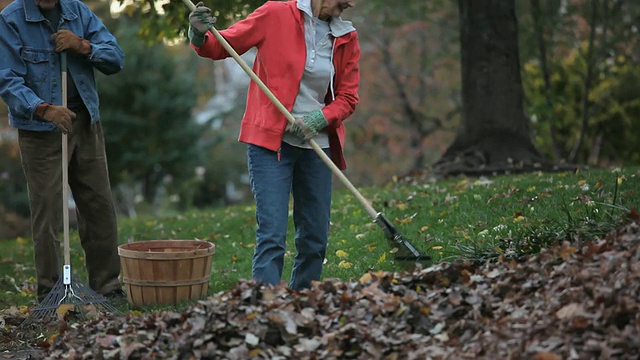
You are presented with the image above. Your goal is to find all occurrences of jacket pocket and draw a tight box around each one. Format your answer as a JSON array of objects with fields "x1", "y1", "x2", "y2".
[{"x1": 21, "y1": 48, "x2": 50, "y2": 91}]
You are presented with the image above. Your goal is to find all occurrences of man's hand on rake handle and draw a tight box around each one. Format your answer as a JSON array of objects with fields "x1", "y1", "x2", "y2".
[
  {"x1": 51, "y1": 30, "x2": 91, "y2": 56},
  {"x1": 35, "y1": 103, "x2": 76, "y2": 134}
]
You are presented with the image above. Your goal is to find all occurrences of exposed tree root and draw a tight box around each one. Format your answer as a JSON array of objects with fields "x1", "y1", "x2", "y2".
[{"x1": 431, "y1": 148, "x2": 584, "y2": 178}]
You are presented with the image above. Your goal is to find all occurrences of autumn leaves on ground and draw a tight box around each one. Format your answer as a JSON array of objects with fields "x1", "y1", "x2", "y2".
[
  {"x1": 5, "y1": 214, "x2": 640, "y2": 359},
  {"x1": 1, "y1": 168, "x2": 640, "y2": 359}
]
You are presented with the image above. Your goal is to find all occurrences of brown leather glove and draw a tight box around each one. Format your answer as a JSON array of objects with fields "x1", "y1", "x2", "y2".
[
  {"x1": 50, "y1": 30, "x2": 91, "y2": 56},
  {"x1": 35, "y1": 103, "x2": 76, "y2": 134}
]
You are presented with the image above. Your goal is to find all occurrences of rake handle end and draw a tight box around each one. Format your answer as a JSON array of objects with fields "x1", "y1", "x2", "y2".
[{"x1": 182, "y1": 0, "x2": 197, "y2": 12}]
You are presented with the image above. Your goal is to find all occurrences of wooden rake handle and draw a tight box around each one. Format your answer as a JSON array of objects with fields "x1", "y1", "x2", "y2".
[
  {"x1": 61, "y1": 51, "x2": 71, "y2": 267},
  {"x1": 181, "y1": 0, "x2": 378, "y2": 219}
]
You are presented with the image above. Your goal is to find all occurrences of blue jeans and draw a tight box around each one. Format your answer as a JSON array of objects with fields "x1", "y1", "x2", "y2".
[{"x1": 247, "y1": 142, "x2": 332, "y2": 290}]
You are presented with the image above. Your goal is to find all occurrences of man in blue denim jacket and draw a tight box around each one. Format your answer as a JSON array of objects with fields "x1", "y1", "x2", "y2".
[{"x1": 0, "y1": 0, "x2": 125, "y2": 302}]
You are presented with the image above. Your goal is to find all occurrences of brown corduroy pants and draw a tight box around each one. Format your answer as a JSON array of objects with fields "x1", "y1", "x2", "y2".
[{"x1": 18, "y1": 107, "x2": 121, "y2": 300}]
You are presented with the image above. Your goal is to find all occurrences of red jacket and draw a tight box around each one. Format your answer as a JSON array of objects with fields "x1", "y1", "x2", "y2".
[{"x1": 192, "y1": 0, "x2": 360, "y2": 169}]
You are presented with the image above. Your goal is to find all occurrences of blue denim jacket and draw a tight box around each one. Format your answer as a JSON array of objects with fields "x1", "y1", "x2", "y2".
[{"x1": 0, "y1": 0, "x2": 124, "y2": 131}]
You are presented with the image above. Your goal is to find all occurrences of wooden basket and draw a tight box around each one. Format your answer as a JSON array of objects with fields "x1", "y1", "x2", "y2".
[{"x1": 118, "y1": 240, "x2": 215, "y2": 307}]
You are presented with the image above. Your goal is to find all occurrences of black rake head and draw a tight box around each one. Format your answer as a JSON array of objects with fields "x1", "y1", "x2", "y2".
[{"x1": 374, "y1": 212, "x2": 431, "y2": 263}]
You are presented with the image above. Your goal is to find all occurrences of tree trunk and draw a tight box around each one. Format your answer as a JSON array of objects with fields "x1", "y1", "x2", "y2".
[{"x1": 433, "y1": 0, "x2": 562, "y2": 176}]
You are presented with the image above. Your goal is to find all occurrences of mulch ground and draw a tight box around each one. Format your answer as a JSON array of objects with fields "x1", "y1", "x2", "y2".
[{"x1": 2, "y1": 215, "x2": 639, "y2": 359}]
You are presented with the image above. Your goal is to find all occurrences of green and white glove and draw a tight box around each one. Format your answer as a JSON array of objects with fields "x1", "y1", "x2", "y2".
[
  {"x1": 290, "y1": 109, "x2": 329, "y2": 140},
  {"x1": 188, "y1": 2, "x2": 216, "y2": 47}
]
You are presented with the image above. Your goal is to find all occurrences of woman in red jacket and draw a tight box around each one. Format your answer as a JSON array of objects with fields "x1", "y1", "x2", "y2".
[{"x1": 189, "y1": 0, "x2": 359, "y2": 290}]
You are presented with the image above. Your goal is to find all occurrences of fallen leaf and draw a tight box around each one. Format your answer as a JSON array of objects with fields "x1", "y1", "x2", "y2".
[
  {"x1": 556, "y1": 303, "x2": 586, "y2": 320},
  {"x1": 558, "y1": 243, "x2": 578, "y2": 260},
  {"x1": 359, "y1": 273, "x2": 373, "y2": 284},
  {"x1": 245, "y1": 333, "x2": 259, "y2": 346},
  {"x1": 533, "y1": 352, "x2": 562, "y2": 360},
  {"x1": 56, "y1": 304, "x2": 74, "y2": 319}
]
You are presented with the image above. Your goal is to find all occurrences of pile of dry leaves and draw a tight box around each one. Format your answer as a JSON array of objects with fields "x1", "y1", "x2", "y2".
[{"x1": 3, "y1": 217, "x2": 640, "y2": 359}]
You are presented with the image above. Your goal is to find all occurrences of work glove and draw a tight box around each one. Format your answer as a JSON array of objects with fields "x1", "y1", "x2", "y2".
[
  {"x1": 50, "y1": 30, "x2": 90, "y2": 56},
  {"x1": 35, "y1": 103, "x2": 76, "y2": 134},
  {"x1": 288, "y1": 109, "x2": 329, "y2": 140},
  {"x1": 188, "y1": 2, "x2": 216, "y2": 48}
]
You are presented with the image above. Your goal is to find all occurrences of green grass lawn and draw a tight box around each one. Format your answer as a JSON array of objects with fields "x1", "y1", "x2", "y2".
[{"x1": 1, "y1": 166, "x2": 638, "y2": 311}]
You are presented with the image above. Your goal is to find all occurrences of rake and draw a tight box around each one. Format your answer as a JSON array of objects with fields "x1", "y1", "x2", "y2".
[
  {"x1": 21, "y1": 52, "x2": 120, "y2": 327},
  {"x1": 182, "y1": 0, "x2": 431, "y2": 264}
]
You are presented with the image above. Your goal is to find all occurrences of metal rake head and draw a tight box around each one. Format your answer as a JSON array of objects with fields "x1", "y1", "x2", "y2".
[{"x1": 20, "y1": 276, "x2": 121, "y2": 328}]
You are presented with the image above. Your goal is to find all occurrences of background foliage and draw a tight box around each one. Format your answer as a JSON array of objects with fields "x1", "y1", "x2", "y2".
[
  {"x1": 0, "y1": 0, "x2": 639, "y2": 237},
  {"x1": 98, "y1": 19, "x2": 206, "y2": 208},
  {"x1": 518, "y1": 0, "x2": 640, "y2": 165}
]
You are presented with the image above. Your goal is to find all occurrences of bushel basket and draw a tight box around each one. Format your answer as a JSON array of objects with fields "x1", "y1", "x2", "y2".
[{"x1": 118, "y1": 240, "x2": 215, "y2": 307}]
